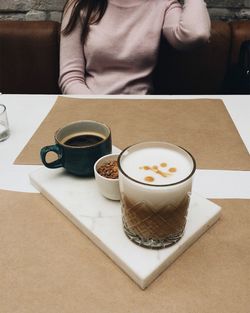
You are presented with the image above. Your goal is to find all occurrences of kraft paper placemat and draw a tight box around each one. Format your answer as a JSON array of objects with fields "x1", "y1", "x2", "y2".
[
  {"x1": 15, "y1": 97, "x2": 250, "y2": 170},
  {"x1": 0, "y1": 189, "x2": 249, "y2": 313}
]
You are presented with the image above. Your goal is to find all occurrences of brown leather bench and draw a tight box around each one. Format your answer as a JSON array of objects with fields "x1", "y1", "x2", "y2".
[
  {"x1": 0, "y1": 21, "x2": 60, "y2": 94},
  {"x1": 0, "y1": 20, "x2": 250, "y2": 94}
]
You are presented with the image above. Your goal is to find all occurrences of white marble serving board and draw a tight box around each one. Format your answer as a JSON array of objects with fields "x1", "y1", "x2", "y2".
[{"x1": 29, "y1": 167, "x2": 221, "y2": 289}]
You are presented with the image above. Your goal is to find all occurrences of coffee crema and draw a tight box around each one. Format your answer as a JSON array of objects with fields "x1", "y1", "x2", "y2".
[{"x1": 63, "y1": 133, "x2": 104, "y2": 147}]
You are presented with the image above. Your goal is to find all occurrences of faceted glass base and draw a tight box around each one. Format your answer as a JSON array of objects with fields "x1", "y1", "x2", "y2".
[
  {"x1": 123, "y1": 220, "x2": 184, "y2": 249},
  {"x1": 0, "y1": 128, "x2": 10, "y2": 142}
]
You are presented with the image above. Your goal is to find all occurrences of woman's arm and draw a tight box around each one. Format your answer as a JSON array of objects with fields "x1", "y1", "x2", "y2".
[
  {"x1": 162, "y1": 0, "x2": 211, "y2": 50},
  {"x1": 59, "y1": 3, "x2": 92, "y2": 94}
]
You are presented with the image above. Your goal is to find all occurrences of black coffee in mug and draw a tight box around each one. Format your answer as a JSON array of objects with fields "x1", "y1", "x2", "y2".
[
  {"x1": 63, "y1": 133, "x2": 104, "y2": 147},
  {"x1": 40, "y1": 120, "x2": 112, "y2": 176}
]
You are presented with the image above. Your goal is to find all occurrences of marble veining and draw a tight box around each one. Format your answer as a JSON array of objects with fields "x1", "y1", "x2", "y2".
[{"x1": 30, "y1": 166, "x2": 221, "y2": 289}]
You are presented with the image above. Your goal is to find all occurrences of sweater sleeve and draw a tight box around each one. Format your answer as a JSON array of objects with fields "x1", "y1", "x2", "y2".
[
  {"x1": 162, "y1": 0, "x2": 211, "y2": 50},
  {"x1": 58, "y1": 4, "x2": 92, "y2": 94}
]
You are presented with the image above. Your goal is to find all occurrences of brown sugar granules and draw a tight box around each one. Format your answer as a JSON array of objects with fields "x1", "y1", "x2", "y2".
[{"x1": 97, "y1": 160, "x2": 119, "y2": 179}]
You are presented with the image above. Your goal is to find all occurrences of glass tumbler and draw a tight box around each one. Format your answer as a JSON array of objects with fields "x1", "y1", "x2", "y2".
[
  {"x1": 118, "y1": 141, "x2": 196, "y2": 249},
  {"x1": 0, "y1": 104, "x2": 10, "y2": 142}
]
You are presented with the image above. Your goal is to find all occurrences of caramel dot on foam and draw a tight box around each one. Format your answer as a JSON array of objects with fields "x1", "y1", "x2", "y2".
[
  {"x1": 144, "y1": 176, "x2": 154, "y2": 183},
  {"x1": 169, "y1": 167, "x2": 177, "y2": 173},
  {"x1": 158, "y1": 170, "x2": 168, "y2": 177},
  {"x1": 143, "y1": 166, "x2": 150, "y2": 170},
  {"x1": 152, "y1": 165, "x2": 158, "y2": 170},
  {"x1": 160, "y1": 162, "x2": 167, "y2": 168}
]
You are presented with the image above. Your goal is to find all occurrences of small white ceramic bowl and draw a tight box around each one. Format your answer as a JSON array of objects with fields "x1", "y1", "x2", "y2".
[{"x1": 94, "y1": 153, "x2": 121, "y2": 201}]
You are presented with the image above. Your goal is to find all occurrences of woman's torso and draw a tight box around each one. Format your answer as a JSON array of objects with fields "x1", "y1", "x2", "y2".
[{"x1": 84, "y1": 0, "x2": 169, "y2": 94}]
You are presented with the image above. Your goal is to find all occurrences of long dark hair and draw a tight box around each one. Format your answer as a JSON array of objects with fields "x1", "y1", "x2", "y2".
[{"x1": 62, "y1": 0, "x2": 108, "y2": 43}]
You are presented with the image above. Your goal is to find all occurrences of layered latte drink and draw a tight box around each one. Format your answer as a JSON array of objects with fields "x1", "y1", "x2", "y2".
[{"x1": 118, "y1": 142, "x2": 196, "y2": 249}]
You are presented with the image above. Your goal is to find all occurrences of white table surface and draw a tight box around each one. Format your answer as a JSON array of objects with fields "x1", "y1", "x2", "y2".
[{"x1": 0, "y1": 94, "x2": 249, "y2": 198}]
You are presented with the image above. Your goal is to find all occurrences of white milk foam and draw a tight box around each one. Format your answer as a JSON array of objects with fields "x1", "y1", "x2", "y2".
[{"x1": 121, "y1": 146, "x2": 193, "y2": 185}]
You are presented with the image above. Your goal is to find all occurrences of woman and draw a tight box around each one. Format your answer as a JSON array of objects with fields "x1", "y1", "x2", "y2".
[{"x1": 59, "y1": 0, "x2": 211, "y2": 95}]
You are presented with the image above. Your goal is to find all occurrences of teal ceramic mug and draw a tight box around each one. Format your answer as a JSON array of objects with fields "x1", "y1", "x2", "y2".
[{"x1": 40, "y1": 120, "x2": 112, "y2": 176}]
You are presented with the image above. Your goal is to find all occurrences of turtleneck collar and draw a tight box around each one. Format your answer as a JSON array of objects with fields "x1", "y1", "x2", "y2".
[{"x1": 109, "y1": 0, "x2": 146, "y2": 8}]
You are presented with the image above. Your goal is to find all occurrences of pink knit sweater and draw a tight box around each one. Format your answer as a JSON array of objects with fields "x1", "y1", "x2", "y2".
[{"x1": 59, "y1": 0, "x2": 211, "y2": 95}]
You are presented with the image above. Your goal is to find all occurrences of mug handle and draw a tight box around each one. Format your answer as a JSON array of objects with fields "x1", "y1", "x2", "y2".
[{"x1": 40, "y1": 145, "x2": 63, "y2": 169}]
